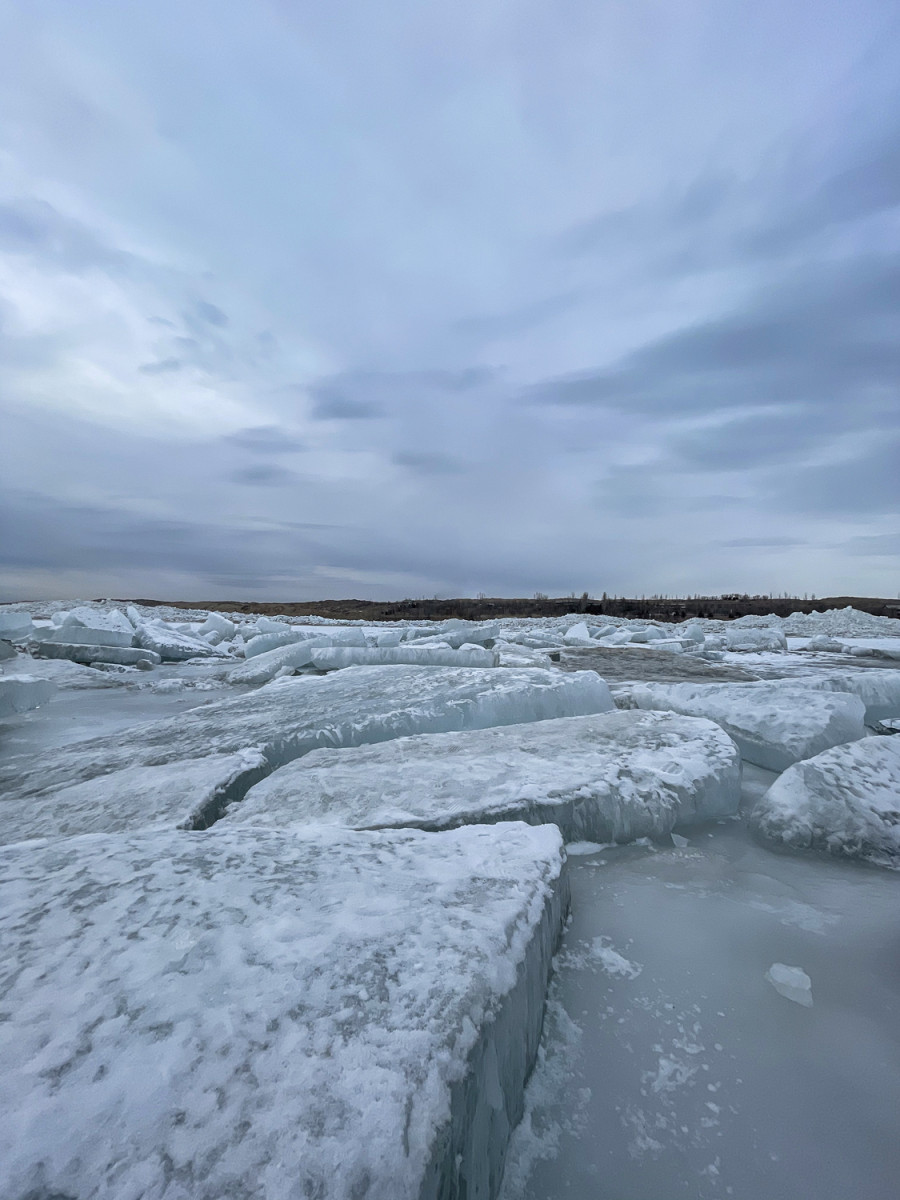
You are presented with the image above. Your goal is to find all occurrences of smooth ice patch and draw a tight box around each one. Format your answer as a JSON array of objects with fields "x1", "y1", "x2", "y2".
[{"x1": 765, "y1": 963, "x2": 813, "y2": 1007}]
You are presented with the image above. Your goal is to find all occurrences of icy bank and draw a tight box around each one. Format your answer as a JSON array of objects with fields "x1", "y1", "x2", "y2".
[
  {"x1": 227, "y1": 710, "x2": 740, "y2": 843},
  {"x1": 751, "y1": 737, "x2": 900, "y2": 869},
  {"x1": 0, "y1": 674, "x2": 55, "y2": 719},
  {"x1": 0, "y1": 666, "x2": 612, "y2": 840},
  {"x1": 0, "y1": 822, "x2": 568, "y2": 1200},
  {"x1": 620, "y1": 681, "x2": 866, "y2": 770}
]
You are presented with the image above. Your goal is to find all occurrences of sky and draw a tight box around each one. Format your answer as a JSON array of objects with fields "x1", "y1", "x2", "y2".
[{"x1": 1, "y1": 0, "x2": 898, "y2": 602}]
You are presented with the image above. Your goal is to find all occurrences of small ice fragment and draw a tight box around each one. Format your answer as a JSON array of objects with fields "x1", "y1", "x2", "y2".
[
  {"x1": 566, "y1": 840, "x2": 613, "y2": 856},
  {"x1": 671, "y1": 832, "x2": 690, "y2": 848},
  {"x1": 765, "y1": 962, "x2": 813, "y2": 1007}
]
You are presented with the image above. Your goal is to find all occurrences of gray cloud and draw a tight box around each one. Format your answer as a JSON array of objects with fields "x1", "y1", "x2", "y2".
[
  {"x1": 138, "y1": 357, "x2": 182, "y2": 374},
  {"x1": 0, "y1": 197, "x2": 131, "y2": 274},
  {"x1": 194, "y1": 300, "x2": 228, "y2": 327},
  {"x1": 392, "y1": 450, "x2": 465, "y2": 474},
  {"x1": 224, "y1": 426, "x2": 305, "y2": 454},
  {"x1": 230, "y1": 464, "x2": 297, "y2": 486}
]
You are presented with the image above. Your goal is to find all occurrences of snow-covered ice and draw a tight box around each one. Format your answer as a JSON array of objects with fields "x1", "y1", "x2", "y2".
[
  {"x1": 0, "y1": 821, "x2": 567, "y2": 1200},
  {"x1": 751, "y1": 737, "x2": 900, "y2": 869},
  {"x1": 620, "y1": 680, "x2": 866, "y2": 769},
  {"x1": 780, "y1": 669, "x2": 900, "y2": 724},
  {"x1": 0, "y1": 666, "x2": 612, "y2": 841},
  {"x1": 0, "y1": 750, "x2": 269, "y2": 844},
  {"x1": 226, "y1": 710, "x2": 740, "y2": 842},
  {"x1": 42, "y1": 605, "x2": 136, "y2": 647},
  {"x1": 765, "y1": 963, "x2": 814, "y2": 1007},
  {"x1": 0, "y1": 674, "x2": 55, "y2": 718},
  {"x1": 134, "y1": 620, "x2": 226, "y2": 661}
]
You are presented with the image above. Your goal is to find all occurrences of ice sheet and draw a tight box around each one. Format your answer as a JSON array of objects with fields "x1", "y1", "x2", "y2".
[
  {"x1": 751, "y1": 737, "x2": 900, "y2": 868},
  {"x1": 0, "y1": 822, "x2": 567, "y2": 1200},
  {"x1": 227, "y1": 710, "x2": 740, "y2": 842},
  {"x1": 35, "y1": 641, "x2": 161, "y2": 667},
  {"x1": 621, "y1": 681, "x2": 866, "y2": 770},
  {"x1": 0, "y1": 666, "x2": 613, "y2": 830}
]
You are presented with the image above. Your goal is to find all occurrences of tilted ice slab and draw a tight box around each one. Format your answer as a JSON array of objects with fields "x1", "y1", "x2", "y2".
[
  {"x1": 0, "y1": 822, "x2": 568, "y2": 1200},
  {"x1": 134, "y1": 620, "x2": 225, "y2": 661},
  {"x1": 0, "y1": 610, "x2": 34, "y2": 641},
  {"x1": 751, "y1": 737, "x2": 900, "y2": 869},
  {"x1": 228, "y1": 637, "x2": 332, "y2": 685},
  {"x1": 227, "y1": 710, "x2": 741, "y2": 842},
  {"x1": 621, "y1": 681, "x2": 866, "y2": 770},
  {"x1": 0, "y1": 667, "x2": 612, "y2": 839},
  {"x1": 782, "y1": 670, "x2": 900, "y2": 724},
  {"x1": 310, "y1": 644, "x2": 499, "y2": 670},
  {"x1": 35, "y1": 641, "x2": 161, "y2": 667},
  {"x1": 0, "y1": 674, "x2": 55, "y2": 719},
  {"x1": 1, "y1": 751, "x2": 268, "y2": 846}
]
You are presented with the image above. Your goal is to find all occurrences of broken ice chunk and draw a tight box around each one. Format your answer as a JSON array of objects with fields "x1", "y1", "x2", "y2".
[{"x1": 765, "y1": 963, "x2": 813, "y2": 1007}]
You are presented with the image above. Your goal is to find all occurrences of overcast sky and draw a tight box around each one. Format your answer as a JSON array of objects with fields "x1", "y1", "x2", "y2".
[{"x1": 1, "y1": 0, "x2": 898, "y2": 602}]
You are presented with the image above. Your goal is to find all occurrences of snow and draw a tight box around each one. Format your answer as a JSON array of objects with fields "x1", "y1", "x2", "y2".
[
  {"x1": 0, "y1": 674, "x2": 55, "y2": 719},
  {"x1": 0, "y1": 821, "x2": 567, "y2": 1200},
  {"x1": 310, "y1": 644, "x2": 499, "y2": 670},
  {"x1": 0, "y1": 667, "x2": 613, "y2": 835},
  {"x1": 765, "y1": 963, "x2": 813, "y2": 1007},
  {"x1": 34, "y1": 641, "x2": 162, "y2": 667},
  {"x1": 620, "y1": 680, "x2": 867, "y2": 770},
  {"x1": 226, "y1": 710, "x2": 739, "y2": 843},
  {"x1": 751, "y1": 737, "x2": 900, "y2": 869}
]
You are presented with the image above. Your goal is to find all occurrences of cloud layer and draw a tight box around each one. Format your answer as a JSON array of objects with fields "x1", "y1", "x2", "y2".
[{"x1": 1, "y1": 0, "x2": 898, "y2": 600}]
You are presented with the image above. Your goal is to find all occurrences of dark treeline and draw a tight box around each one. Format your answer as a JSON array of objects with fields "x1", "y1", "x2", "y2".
[{"x1": 130, "y1": 594, "x2": 899, "y2": 623}]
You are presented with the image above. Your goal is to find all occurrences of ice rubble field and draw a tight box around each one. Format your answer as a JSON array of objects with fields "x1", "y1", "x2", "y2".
[{"x1": 1, "y1": 602, "x2": 900, "y2": 1200}]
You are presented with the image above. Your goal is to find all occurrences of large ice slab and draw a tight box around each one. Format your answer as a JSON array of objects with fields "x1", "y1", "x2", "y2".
[
  {"x1": 0, "y1": 822, "x2": 567, "y2": 1200},
  {"x1": 43, "y1": 606, "x2": 135, "y2": 647},
  {"x1": 134, "y1": 620, "x2": 225, "y2": 661},
  {"x1": 751, "y1": 737, "x2": 900, "y2": 869},
  {"x1": 0, "y1": 674, "x2": 55, "y2": 719},
  {"x1": 226, "y1": 710, "x2": 741, "y2": 842},
  {"x1": 0, "y1": 610, "x2": 35, "y2": 641},
  {"x1": 0, "y1": 667, "x2": 613, "y2": 837},
  {"x1": 621, "y1": 681, "x2": 866, "y2": 770},
  {"x1": 310, "y1": 644, "x2": 499, "y2": 670},
  {"x1": 34, "y1": 641, "x2": 161, "y2": 667},
  {"x1": 783, "y1": 670, "x2": 900, "y2": 724},
  {"x1": 228, "y1": 637, "x2": 331, "y2": 685},
  {"x1": 1, "y1": 751, "x2": 268, "y2": 845}
]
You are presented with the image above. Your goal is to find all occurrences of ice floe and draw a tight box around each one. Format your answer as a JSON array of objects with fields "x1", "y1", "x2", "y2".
[
  {"x1": 225, "y1": 710, "x2": 740, "y2": 842},
  {"x1": 0, "y1": 675, "x2": 55, "y2": 719},
  {"x1": 0, "y1": 821, "x2": 567, "y2": 1200},
  {"x1": 751, "y1": 736, "x2": 900, "y2": 869},
  {"x1": 618, "y1": 681, "x2": 866, "y2": 770}
]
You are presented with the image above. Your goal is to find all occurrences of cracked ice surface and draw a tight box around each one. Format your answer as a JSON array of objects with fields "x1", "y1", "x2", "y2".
[
  {"x1": 226, "y1": 710, "x2": 740, "y2": 842},
  {"x1": 751, "y1": 737, "x2": 900, "y2": 869},
  {"x1": 619, "y1": 680, "x2": 866, "y2": 769},
  {"x1": 0, "y1": 822, "x2": 568, "y2": 1200},
  {"x1": 0, "y1": 666, "x2": 611, "y2": 842}
]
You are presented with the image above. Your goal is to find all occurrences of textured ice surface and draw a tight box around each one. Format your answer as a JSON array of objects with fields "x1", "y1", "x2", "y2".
[
  {"x1": 765, "y1": 963, "x2": 814, "y2": 1006},
  {"x1": 0, "y1": 667, "x2": 612, "y2": 830},
  {"x1": 310, "y1": 644, "x2": 498, "y2": 670},
  {"x1": 724, "y1": 627, "x2": 787, "y2": 652},
  {"x1": 0, "y1": 674, "x2": 55, "y2": 718},
  {"x1": 199, "y1": 612, "x2": 236, "y2": 638},
  {"x1": 622, "y1": 681, "x2": 866, "y2": 769},
  {"x1": 0, "y1": 821, "x2": 567, "y2": 1200},
  {"x1": 35, "y1": 641, "x2": 161, "y2": 666},
  {"x1": 751, "y1": 737, "x2": 900, "y2": 868},
  {"x1": 227, "y1": 710, "x2": 740, "y2": 842},
  {"x1": 243, "y1": 628, "x2": 317, "y2": 657},
  {"x1": 784, "y1": 669, "x2": 900, "y2": 724},
  {"x1": 135, "y1": 620, "x2": 224, "y2": 660},
  {"x1": 1, "y1": 750, "x2": 268, "y2": 845}
]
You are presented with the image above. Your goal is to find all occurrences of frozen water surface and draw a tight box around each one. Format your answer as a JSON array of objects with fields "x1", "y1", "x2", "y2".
[{"x1": 500, "y1": 819, "x2": 900, "y2": 1200}]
